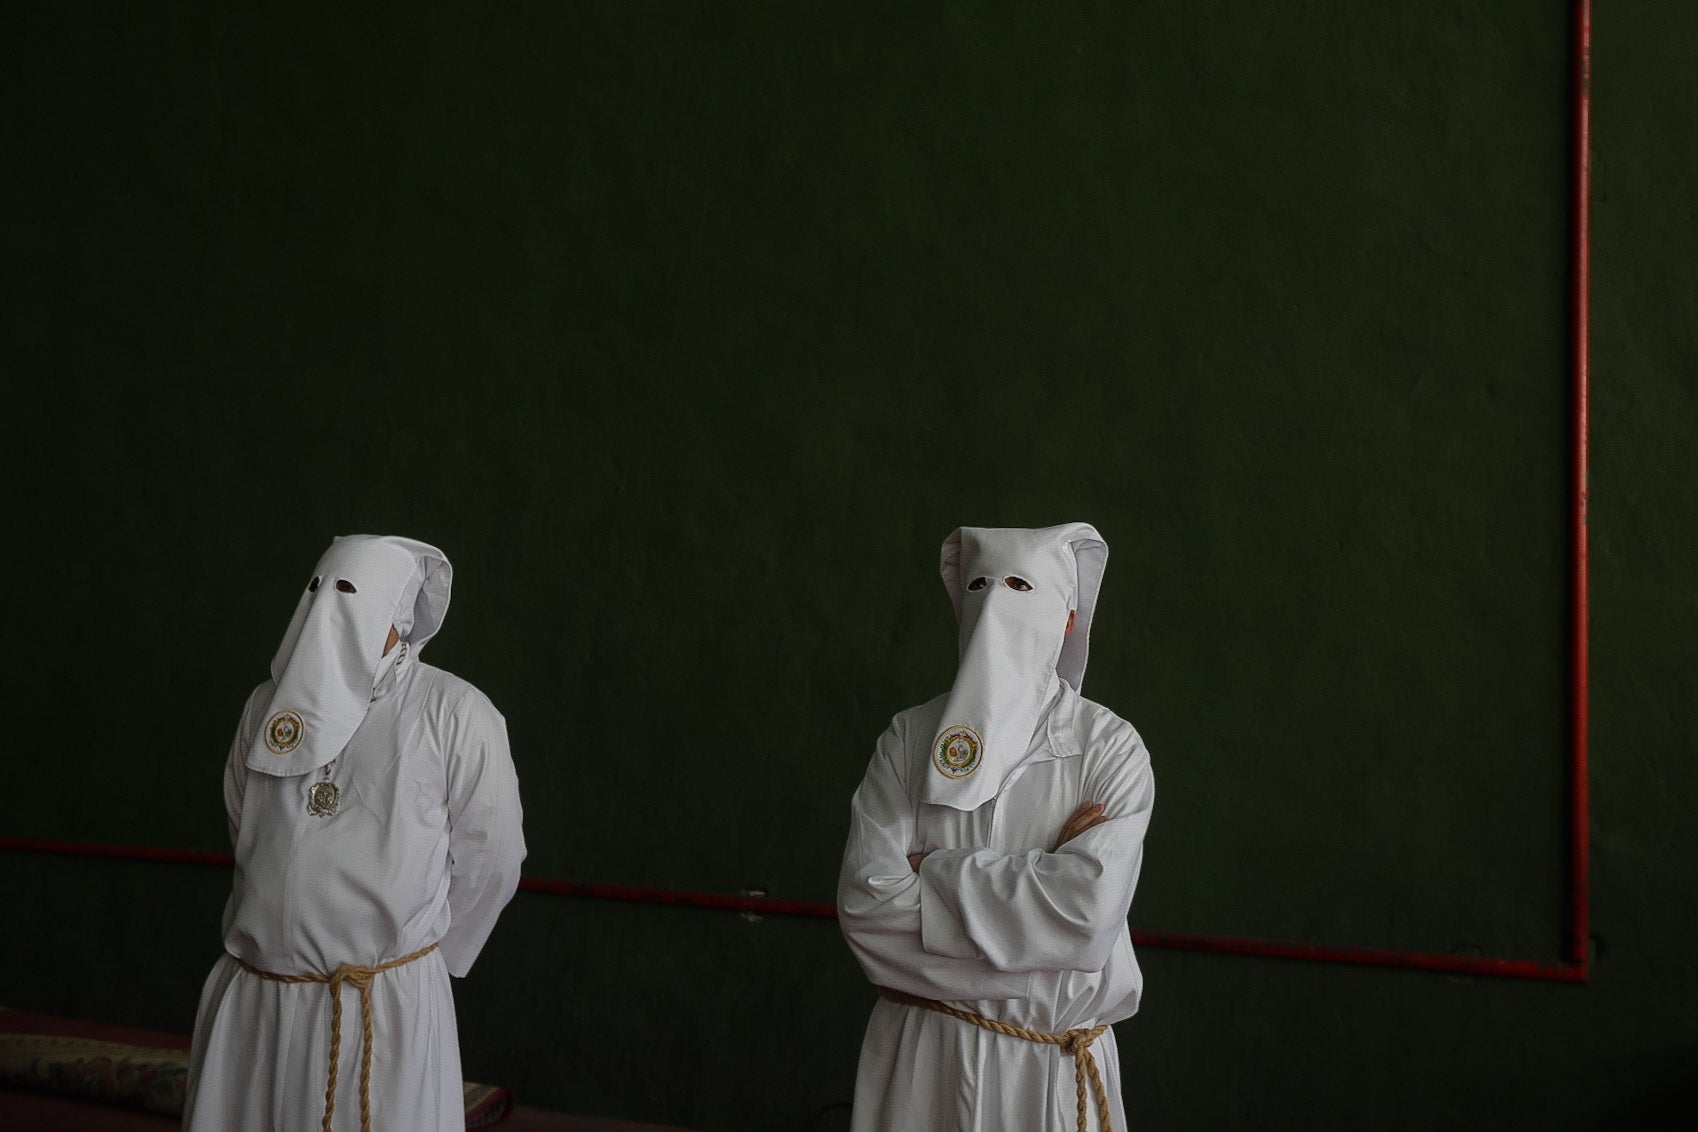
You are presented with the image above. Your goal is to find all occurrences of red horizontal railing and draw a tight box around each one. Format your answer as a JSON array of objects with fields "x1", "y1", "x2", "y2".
[{"x1": 0, "y1": 832, "x2": 1584, "y2": 982}]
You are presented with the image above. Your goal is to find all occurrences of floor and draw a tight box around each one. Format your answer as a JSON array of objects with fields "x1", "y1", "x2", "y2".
[
  {"x1": 0, "y1": 1088, "x2": 694, "y2": 1130},
  {"x1": 0, "y1": 1007, "x2": 693, "y2": 1131}
]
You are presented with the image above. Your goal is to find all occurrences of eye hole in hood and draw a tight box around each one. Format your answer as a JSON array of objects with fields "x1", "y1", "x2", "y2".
[{"x1": 335, "y1": 579, "x2": 358, "y2": 594}]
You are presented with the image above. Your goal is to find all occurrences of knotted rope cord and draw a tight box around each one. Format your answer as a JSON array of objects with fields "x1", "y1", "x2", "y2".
[
  {"x1": 236, "y1": 942, "x2": 439, "y2": 1132},
  {"x1": 880, "y1": 987, "x2": 1113, "y2": 1132}
]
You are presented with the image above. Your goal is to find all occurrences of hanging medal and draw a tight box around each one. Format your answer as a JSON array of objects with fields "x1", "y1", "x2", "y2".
[{"x1": 306, "y1": 759, "x2": 340, "y2": 817}]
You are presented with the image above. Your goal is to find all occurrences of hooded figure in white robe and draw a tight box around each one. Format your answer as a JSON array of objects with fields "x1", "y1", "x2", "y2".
[
  {"x1": 185, "y1": 534, "x2": 526, "y2": 1132},
  {"x1": 838, "y1": 523, "x2": 1155, "y2": 1132}
]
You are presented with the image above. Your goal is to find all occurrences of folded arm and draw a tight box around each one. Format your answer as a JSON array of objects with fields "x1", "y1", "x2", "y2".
[
  {"x1": 917, "y1": 730, "x2": 1153, "y2": 974},
  {"x1": 438, "y1": 691, "x2": 527, "y2": 977},
  {"x1": 837, "y1": 720, "x2": 1033, "y2": 1003}
]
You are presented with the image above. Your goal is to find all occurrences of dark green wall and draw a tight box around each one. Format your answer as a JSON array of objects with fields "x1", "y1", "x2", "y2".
[{"x1": 3, "y1": 2, "x2": 1692, "y2": 1128}]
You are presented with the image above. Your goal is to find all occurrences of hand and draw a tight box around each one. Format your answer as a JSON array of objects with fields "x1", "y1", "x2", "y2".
[
  {"x1": 1052, "y1": 801, "x2": 1108, "y2": 851},
  {"x1": 907, "y1": 850, "x2": 933, "y2": 873}
]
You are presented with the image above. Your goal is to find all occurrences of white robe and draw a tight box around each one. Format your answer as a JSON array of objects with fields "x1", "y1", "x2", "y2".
[
  {"x1": 185, "y1": 654, "x2": 526, "y2": 1132},
  {"x1": 838, "y1": 683, "x2": 1154, "y2": 1131}
]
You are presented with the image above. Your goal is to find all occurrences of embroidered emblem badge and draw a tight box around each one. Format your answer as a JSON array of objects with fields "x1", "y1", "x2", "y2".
[
  {"x1": 933, "y1": 725, "x2": 984, "y2": 779},
  {"x1": 306, "y1": 781, "x2": 340, "y2": 817},
  {"x1": 264, "y1": 710, "x2": 304, "y2": 755}
]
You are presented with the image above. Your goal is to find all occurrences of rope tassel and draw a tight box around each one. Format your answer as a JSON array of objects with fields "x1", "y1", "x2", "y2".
[
  {"x1": 880, "y1": 987, "x2": 1113, "y2": 1132},
  {"x1": 237, "y1": 943, "x2": 439, "y2": 1132}
]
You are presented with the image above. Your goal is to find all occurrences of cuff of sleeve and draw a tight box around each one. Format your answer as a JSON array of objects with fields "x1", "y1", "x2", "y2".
[{"x1": 917, "y1": 849, "x2": 981, "y2": 960}]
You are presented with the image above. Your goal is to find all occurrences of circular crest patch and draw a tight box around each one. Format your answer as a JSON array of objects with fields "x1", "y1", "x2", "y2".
[
  {"x1": 265, "y1": 710, "x2": 305, "y2": 755},
  {"x1": 933, "y1": 725, "x2": 984, "y2": 780}
]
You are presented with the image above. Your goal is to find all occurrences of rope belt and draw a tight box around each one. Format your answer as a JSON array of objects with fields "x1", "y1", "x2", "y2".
[
  {"x1": 236, "y1": 942, "x2": 439, "y2": 1132},
  {"x1": 880, "y1": 987, "x2": 1113, "y2": 1132}
]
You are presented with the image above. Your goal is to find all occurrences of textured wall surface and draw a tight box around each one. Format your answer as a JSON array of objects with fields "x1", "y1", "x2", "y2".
[{"x1": 2, "y1": 2, "x2": 1693, "y2": 1128}]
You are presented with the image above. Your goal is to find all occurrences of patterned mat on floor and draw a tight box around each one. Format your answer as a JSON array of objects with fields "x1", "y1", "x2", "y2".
[{"x1": 0, "y1": 1008, "x2": 512, "y2": 1127}]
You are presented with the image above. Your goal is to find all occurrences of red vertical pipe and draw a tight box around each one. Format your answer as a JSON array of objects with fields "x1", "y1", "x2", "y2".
[{"x1": 1568, "y1": 0, "x2": 1592, "y2": 975}]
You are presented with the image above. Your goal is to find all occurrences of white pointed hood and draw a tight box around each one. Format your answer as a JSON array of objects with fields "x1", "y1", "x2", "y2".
[
  {"x1": 246, "y1": 534, "x2": 452, "y2": 778},
  {"x1": 920, "y1": 523, "x2": 1108, "y2": 812}
]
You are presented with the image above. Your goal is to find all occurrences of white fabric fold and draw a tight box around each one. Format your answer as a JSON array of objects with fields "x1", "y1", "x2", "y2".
[
  {"x1": 247, "y1": 535, "x2": 451, "y2": 778},
  {"x1": 187, "y1": 662, "x2": 527, "y2": 1132},
  {"x1": 922, "y1": 523, "x2": 1108, "y2": 812},
  {"x1": 187, "y1": 533, "x2": 522, "y2": 1132},
  {"x1": 838, "y1": 687, "x2": 1154, "y2": 1131}
]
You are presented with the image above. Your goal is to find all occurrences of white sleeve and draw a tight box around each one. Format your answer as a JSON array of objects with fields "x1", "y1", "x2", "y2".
[
  {"x1": 836, "y1": 717, "x2": 1033, "y2": 1003},
  {"x1": 916, "y1": 728, "x2": 1154, "y2": 974},
  {"x1": 437, "y1": 690, "x2": 527, "y2": 977}
]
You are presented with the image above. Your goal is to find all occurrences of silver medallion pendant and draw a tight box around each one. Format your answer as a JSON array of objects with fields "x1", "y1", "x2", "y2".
[{"x1": 306, "y1": 780, "x2": 341, "y2": 817}]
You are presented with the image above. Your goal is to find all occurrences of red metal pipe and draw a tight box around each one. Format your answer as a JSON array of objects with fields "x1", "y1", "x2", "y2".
[
  {"x1": 0, "y1": 837, "x2": 235, "y2": 869},
  {"x1": 1566, "y1": 0, "x2": 1592, "y2": 977},
  {"x1": 1129, "y1": 930, "x2": 1586, "y2": 983},
  {"x1": 515, "y1": 875, "x2": 839, "y2": 920},
  {"x1": 0, "y1": 835, "x2": 1585, "y2": 982}
]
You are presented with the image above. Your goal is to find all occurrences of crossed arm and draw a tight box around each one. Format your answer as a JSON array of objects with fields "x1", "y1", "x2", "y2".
[
  {"x1": 838, "y1": 718, "x2": 1153, "y2": 999},
  {"x1": 906, "y1": 801, "x2": 1107, "y2": 873},
  {"x1": 439, "y1": 690, "x2": 527, "y2": 977}
]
